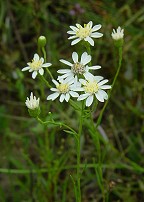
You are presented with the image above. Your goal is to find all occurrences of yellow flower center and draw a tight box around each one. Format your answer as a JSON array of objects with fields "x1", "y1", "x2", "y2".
[
  {"x1": 84, "y1": 81, "x2": 99, "y2": 94},
  {"x1": 57, "y1": 83, "x2": 69, "y2": 94},
  {"x1": 76, "y1": 24, "x2": 91, "y2": 39},
  {"x1": 71, "y1": 62, "x2": 85, "y2": 75},
  {"x1": 29, "y1": 60, "x2": 42, "y2": 70}
]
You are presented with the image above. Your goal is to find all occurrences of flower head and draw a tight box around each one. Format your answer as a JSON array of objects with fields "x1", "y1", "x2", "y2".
[
  {"x1": 38, "y1": 36, "x2": 47, "y2": 47},
  {"x1": 111, "y1": 26, "x2": 124, "y2": 40},
  {"x1": 77, "y1": 75, "x2": 111, "y2": 107},
  {"x1": 57, "y1": 52, "x2": 101, "y2": 83},
  {"x1": 25, "y1": 92, "x2": 40, "y2": 110},
  {"x1": 47, "y1": 79, "x2": 80, "y2": 103},
  {"x1": 67, "y1": 21, "x2": 103, "y2": 46},
  {"x1": 22, "y1": 53, "x2": 52, "y2": 79}
]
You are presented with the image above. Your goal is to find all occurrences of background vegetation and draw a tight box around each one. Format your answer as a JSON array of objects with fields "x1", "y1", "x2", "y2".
[{"x1": 0, "y1": 0, "x2": 144, "y2": 201}]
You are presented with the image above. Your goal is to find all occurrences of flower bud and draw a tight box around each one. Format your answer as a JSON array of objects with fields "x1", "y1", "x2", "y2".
[
  {"x1": 25, "y1": 92, "x2": 40, "y2": 118},
  {"x1": 111, "y1": 26, "x2": 124, "y2": 47},
  {"x1": 38, "y1": 36, "x2": 47, "y2": 48}
]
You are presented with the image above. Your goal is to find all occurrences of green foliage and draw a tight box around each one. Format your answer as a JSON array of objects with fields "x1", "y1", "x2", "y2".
[{"x1": 0, "y1": 0, "x2": 144, "y2": 201}]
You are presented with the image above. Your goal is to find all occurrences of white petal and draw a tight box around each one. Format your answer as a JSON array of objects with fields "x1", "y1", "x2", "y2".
[
  {"x1": 32, "y1": 71, "x2": 37, "y2": 79},
  {"x1": 71, "y1": 38, "x2": 81, "y2": 45},
  {"x1": 65, "y1": 75, "x2": 75, "y2": 83},
  {"x1": 91, "y1": 32, "x2": 103, "y2": 38},
  {"x1": 60, "y1": 59, "x2": 73, "y2": 67},
  {"x1": 98, "y1": 90, "x2": 108, "y2": 100},
  {"x1": 22, "y1": 66, "x2": 30, "y2": 71},
  {"x1": 98, "y1": 79, "x2": 108, "y2": 86},
  {"x1": 95, "y1": 92, "x2": 104, "y2": 102},
  {"x1": 80, "y1": 52, "x2": 91, "y2": 65},
  {"x1": 58, "y1": 73, "x2": 72, "y2": 81},
  {"x1": 47, "y1": 92, "x2": 59, "y2": 100},
  {"x1": 84, "y1": 72, "x2": 95, "y2": 80},
  {"x1": 42, "y1": 63, "x2": 52, "y2": 67},
  {"x1": 88, "y1": 21, "x2": 93, "y2": 28},
  {"x1": 50, "y1": 88, "x2": 58, "y2": 92},
  {"x1": 39, "y1": 68, "x2": 44, "y2": 75},
  {"x1": 67, "y1": 31, "x2": 76, "y2": 34},
  {"x1": 86, "y1": 95, "x2": 93, "y2": 107},
  {"x1": 69, "y1": 91, "x2": 79, "y2": 97},
  {"x1": 57, "y1": 69, "x2": 71, "y2": 74},
  {"x1": 84, "y1": 72, "x2": 95, "y2": 81},
  {"x1": 52, "y1": 79, "x2": 59, "y2": 86},
  {"x1": 68, "y1": 36, "x2": 77, "y2": 40},
  {"x1": 65, "y1": 93, "x2": 70, "y2": 102},
  {"x1": 76, "y1": 23, "x2": 83, "y2": 28},
  {"x1": 72, "y1": 52, "x2": 78, "y2": 63},
  {"x1": 74, "y1": 87, "x2": 84, "y2": 91},
  {"x1": 66, "y1": 78, "x2": 74, "y2": 85},
  {"x1": 85, "y1": 36, "x2": 94, "y2": 46},
  {"x1": 34, "y1": 53, "x2": 39, "y2": 61},
  {"x1": 29, "y1": 69, "x2": 33, "y2": 72},
  {"x1": 79, "y1": 79, "x2": 87, "y2": 85},
  {"x1": 60, "y1": 94, "x2": 65, "y2": 102},
  {"x1": 88, "y1": 65, "x2": 101, "y2": 70},
  {"x1": 91, "y1": 24, "x2": 102, "y2": 32},
  {"x1": 69, "y1": 26, "x2": 78, "y2": 32},
  {"x1": 94, "y1": 76, "x2": 104, "y2": 82},
  {"x1": 40, "y1": 58, "x2": 44, "y2": 63},
  {"x1": 100, "y1": 85, "x2": 111, "y2": 90},
  {"x1": 77, "y1": 93, "x2": 89, "y2": 101}
]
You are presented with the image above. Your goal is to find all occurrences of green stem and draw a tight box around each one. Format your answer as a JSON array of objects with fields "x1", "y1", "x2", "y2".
[
  {"x1": 77, "y1": 102, "x2": 84, "y2": 202},
  {"x1": 39, "y1": 74, "x2": 51, "y2": 88},
  {"x1": 84, "y1": 42, "x2": 92, "y2": 66},
  {"x1": 42, "y1": 47, "x2": 46, "y2": 62},
  {"x1": 36, "y1": 117, "x2": 76, "y2": 135},
  {"x1": 42, "y1": 47, "x2": 53, "y2": 79},
  {"x1": 96, "y1": 47, "x2": 123, "y2": 127},
  {"x1": 90, "y1": 111, "x2": 105, "y2": 201},
  {"x1": 90, "y1": 112, "x2": 101, "y2": 163}
]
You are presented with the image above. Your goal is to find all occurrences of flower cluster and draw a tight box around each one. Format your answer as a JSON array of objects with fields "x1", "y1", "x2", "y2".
[
  {"x1": 47, "y1": 21, "x2": 111, "y2": 106},
  {"x1": 22, "y1": 23, "x2": 124, "y2": 108}
]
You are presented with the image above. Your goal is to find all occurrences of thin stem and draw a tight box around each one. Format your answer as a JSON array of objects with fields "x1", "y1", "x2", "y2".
[
  {"x1": 84, "y1": 42, "x2": 92, "y2": 66},
  {"x1": 90, "y1": 111, "x2": 105, "y2": 201},
  {"x1": 42, "y1": 47, "x2": 53, "y2": 79},
  {"x1": 42, "y1": 47, "x2": 46, "y2": 62},
  {"x1": 77, "y1": 102, "x2": 84, "y2": 202},
  {"x1": 39, "y1": 74, "x2": 51, "y2": 88},
  {"x1": 96, "y1": 47, "x2": 123, "y2": 127},
  {"x1": 90, "y1": 112, "x2": 101, "y2": 163},
  {"x1": 36, "y1": 117, "x2": 76, "y2": 135}
]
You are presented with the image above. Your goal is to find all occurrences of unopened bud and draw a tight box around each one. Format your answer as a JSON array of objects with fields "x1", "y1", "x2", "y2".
[
  {"x1": 111, "y1": 26, "x2": 124, "y2": 47},
  {"x1": 38, "y1": 36, "x2": 47, "y2": 48},
  {"x1": 25, "y1": 92, "x2": 40, "y2": 118}
]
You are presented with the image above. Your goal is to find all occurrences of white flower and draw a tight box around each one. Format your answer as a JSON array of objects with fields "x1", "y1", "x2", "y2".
[
  {"x1": 25, "y1": 92, "x2": 40, "y2": 109},
  {"x1": 57, "y1": 52, "x2": 101, "y2": 82},
  {"x1": 47, "y1": 79, "x2": 80, "y2": 103},
  {"x1": 77, "y1": 75, "x2": 111, "y2": 107},
  {"x1": 111, "y1": 26, "x2": 124, "y2": 40},
  {"x1": 67, "y1": 21, "x2": 103, "y2": 46},
  {"x1": 22, "y1": 53, "x2": 52, "y2": 79}
]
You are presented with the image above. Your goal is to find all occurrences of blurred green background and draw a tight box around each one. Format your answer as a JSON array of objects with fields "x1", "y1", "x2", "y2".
[{"x1": 0, "y1": 0, "x2": 144, "y2": 201}]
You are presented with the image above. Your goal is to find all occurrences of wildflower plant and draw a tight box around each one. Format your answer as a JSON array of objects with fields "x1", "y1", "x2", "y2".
[{"x1": 23, "y1": 23, "x2": 124, "y2": 202}]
